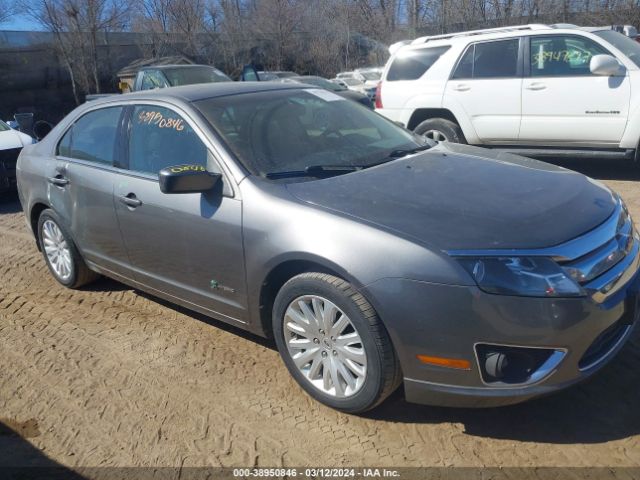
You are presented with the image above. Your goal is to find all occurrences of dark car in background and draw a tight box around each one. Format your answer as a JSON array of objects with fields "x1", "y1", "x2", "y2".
[
  {"x1": 279, "y1": 75, "x2": 373, "y2": 108},
  {"x1": 16, "y1": 83, "x2": 640, "y2": 413},
  {"x1": 133, "y1": 65, "x2": 232, "y2": 91}
]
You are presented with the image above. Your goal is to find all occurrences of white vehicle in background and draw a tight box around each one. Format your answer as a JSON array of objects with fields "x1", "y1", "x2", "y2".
[
  {"x1": 0, "y1": 119, "x2": 34, "y2": 194},
  {"x1": 332, "y1": 77, "x2": 367, "y2": 93},
  {"x1": 376, "y1": 24, "x2": 640, "y2": 161},
  {"x1": 353, "y1": 68, "x2": 382, "y2": 99}
]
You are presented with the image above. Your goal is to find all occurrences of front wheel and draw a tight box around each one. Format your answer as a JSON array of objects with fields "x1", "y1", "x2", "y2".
[
  {"x1": 273, "y1": 273, "x2": 401, "y2": 413},
  {"x1": 414, "y1": 118, "x2": 466, "y2": 144}
]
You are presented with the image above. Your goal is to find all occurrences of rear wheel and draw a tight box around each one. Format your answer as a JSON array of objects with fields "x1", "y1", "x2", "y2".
[
  {"x1": 414, "y1": 118, "x2": 466, "y2": 144},
  {"x1": 37, "y1": 209, "x2": 99, "y2": 289},
  {"x1": 273, "y1": 272, "x2": 401, "y2": 413}
]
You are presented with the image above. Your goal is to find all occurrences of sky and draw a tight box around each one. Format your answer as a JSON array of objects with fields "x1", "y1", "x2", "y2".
[{"x1": 1, "y1": 16, "x2": 43, "y2": 31}]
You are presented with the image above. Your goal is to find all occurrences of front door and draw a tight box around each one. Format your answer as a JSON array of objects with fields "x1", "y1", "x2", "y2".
[
  {"x1": 519, "y1": 34, "x2": 631, "y2": 146},
  {"x1": 445, "y1": 38, "x2": 523, "y2": 142},
  {"x1": 113, "y1": 104, "x2": 248, "y2": 324}
]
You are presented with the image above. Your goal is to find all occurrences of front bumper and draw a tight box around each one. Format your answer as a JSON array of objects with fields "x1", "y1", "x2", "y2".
[{"x1": 362, "y1": 257, "x2": 640, "y2": 408}]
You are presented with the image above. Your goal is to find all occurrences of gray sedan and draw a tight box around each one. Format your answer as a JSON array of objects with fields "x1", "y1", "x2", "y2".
[{"x1": 16, "y1": 83, "x2": 640, "y2": 412}]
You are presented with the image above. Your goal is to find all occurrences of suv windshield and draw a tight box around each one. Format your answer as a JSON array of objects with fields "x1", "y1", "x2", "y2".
[
  {"x1": 196, "y1": 89, "x2": 424, "y2": 179},
  {"x1": 164, "y1": 66, "x2": 231, "y2": 86},
  {"x1": 594, "y1": 30, "x2": 640, "y2": 68}
]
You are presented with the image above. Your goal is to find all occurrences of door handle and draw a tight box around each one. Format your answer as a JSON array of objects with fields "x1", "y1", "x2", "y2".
[
  {"x1": 525, "y1": 82, "x2": 547, "y2": 91},
  {"x1": 47, "y1": 175, "x2": 69, "y2": 187},
  {"x1": 119, "y1": 193, "x2": 142, "y2": 208},
  {"x1": 452, "y1": 84, "x2": 470, "y2": 92}
]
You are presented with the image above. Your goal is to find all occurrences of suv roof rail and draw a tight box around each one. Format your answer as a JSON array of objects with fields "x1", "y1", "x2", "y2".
[{"x1": 410, "y1": 24, "x2": 552, "y2": 45}]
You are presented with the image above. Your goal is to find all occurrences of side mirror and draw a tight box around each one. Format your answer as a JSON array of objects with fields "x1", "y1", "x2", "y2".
[
  {"x1": 159, "y1": 165, "x2": 221, "y2": 194},
  {"x1": 590, "y1": 54, "x2": 622, "y2": 76}
]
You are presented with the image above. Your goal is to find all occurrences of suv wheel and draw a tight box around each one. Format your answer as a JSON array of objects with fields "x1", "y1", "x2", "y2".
[
  {"x1": 37, "y1": 209, "x2": 99, "y2": 288},
  {"x1": 273, "y1": 272, "x2": 401, "y2": 413},
  {"x1": 414, "y1": 118, "x2": 466, "y2": 144}
]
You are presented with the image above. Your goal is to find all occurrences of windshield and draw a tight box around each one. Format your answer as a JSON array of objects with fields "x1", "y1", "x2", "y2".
[
  {"x1": 0, "y1": 120, "x2": 9, "y2": 132},
  {"x1": 594, "y1": 30, "x2": 640, "y2": 68},
  {"x1": 294, "y1": 77, "x2": 345, "y2": 91},
  {"x1": 164, "y1": 66, "x2": 231, "y2": 86},
  {"x1": 343, "y1": 78, "x2": 363, "y2": 86},
  {"x1": 196, "y1": 89, "x2": 423, "y2": 180}
]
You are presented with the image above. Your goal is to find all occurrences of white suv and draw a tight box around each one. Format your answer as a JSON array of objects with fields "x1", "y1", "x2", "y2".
[{"x1": 376, "y1": 24, "x2": 640, "y2": 160}]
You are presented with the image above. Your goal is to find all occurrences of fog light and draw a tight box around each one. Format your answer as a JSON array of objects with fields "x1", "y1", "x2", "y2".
[{"x1": 476, "y1": 344, "x2": 565, "y2": 385}]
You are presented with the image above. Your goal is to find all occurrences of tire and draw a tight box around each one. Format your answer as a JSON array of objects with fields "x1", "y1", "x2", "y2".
[
  {"x1": 414, "y1": 118, "x2": 466, "y2": 144},
  {"x1": 37, "y1": 209, "x2": 99, "y2": 289},
  {"x1": 273, "y1": 272, "x2": 401, "y2": 413}
]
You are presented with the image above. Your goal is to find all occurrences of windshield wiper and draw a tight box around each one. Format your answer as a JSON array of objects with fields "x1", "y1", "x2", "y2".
[
  {"x1": 264, "y1": 165, "x2": 363, "y2": 179},
  {"x1": 386, "y1": 144, "x2": 432, "y2": 158}
]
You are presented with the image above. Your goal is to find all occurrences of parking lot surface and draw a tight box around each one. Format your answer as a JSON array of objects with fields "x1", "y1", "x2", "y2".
[{"x1": 1, "y1": 158, "x2": 639, "y2": 470}]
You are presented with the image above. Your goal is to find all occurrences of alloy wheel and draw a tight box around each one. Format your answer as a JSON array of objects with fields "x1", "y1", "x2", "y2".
[
  {"x1": 284, "y1": 295, "x2": 367, "y2": 398},
  {"x1": 42, "y1": 219, "x2": 73, "y2": 282},
  {"x1": 423, "y1": 129, "x2": 449, "y2": 142}
]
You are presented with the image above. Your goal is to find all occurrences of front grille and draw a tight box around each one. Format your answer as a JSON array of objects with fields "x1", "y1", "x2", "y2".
[{"x1": 560, "y1": 203, "x2": 635, "y2": 288}]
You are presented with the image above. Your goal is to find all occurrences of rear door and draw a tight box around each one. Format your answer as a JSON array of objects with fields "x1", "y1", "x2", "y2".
[
  {"x1": 519, "y1": 34, "x2": 630, "y2": 145},
  {"x1": 113, "y1": 103, "x2": 248, "y2": 324},
  {"x1": 52, "y1": 106, "x2": 131, "y2": 275},
  {"x1": 445, "y1": 38, "x2": 523, "y2": 142}
]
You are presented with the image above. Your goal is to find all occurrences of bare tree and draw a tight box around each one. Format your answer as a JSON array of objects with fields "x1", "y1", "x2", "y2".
[{"x1": 0, "y1": 0, "x2": 15, "y2": 24}]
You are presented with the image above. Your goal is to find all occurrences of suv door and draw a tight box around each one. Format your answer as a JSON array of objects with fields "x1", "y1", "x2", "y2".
[
  {"x1": 445, "y1": 38, "x2": 523, "y2": 142},
  {"x1": 113, "y1": 104, "x2": 248, "y2": 323},
  {"x1": 52, "y1": 106, "x2": 131, "y2": 274},
  {"x1": 520, "y1": 34, "x2": 630, "y2": 145}
]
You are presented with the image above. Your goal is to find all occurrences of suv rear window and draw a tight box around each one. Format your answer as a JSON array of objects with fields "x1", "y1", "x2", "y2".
[
  {"x1": 452, "y1": 39, "x2": 519, "y2": 79},
  {"x1": 386, "y1": 46, "x2": 450, "y2": 81}
]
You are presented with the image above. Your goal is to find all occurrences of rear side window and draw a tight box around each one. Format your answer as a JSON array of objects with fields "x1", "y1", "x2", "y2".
[
  {"x1": 128, "y1": 105, "x2": 207, "y2": 175},
  {"x1": 56, "y1": 107, "x2": 122, "y2": 164},
  {"x1": 530, "y1": 35, "x2": 608, "y2": 77},
  {"x1": 386, "y1": 46, "x2": 450, "y2": 81},
  {"x1": 452, "y1": 39, "x2": 520, "y2": 79}
]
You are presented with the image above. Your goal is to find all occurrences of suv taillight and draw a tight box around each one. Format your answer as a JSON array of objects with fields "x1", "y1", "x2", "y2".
[{"x1": 374, "y1": 82, "x2": 383, "y2": 109}]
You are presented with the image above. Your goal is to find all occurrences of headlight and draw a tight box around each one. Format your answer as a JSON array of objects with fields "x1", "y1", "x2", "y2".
[{"x1": 457, "y1": 257, "x2": 585, "y2": 298}]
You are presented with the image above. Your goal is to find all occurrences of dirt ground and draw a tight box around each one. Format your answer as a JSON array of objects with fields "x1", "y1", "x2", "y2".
[{"x1": 1, "y1": 157, "x2": 639, "y2": 472}]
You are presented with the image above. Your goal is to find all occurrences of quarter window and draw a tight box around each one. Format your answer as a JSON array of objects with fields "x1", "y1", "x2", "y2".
[
  {"x1": 387, "y1": 46, "x2": 450, "y2": 81},
  {"x1": 128, "y1": 105, "x2": 208, "y2": 175},
  {"x1": 452, "y1": 39, "x2": 519, "y2": 79},
  {"x1": 530, "y1": 35, "x2": 608, "y2": 77},
  {"x1": 56, "y1": 107, "x2": 122, "y2": 165}
]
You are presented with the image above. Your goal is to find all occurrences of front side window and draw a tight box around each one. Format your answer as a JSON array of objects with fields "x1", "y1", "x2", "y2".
[
  {"x1": 195, "y1": 89, "x2": 423, "y2": 180},
  {"x1": 530, "y1": 35, "x2": 608, "y2": 77},
  {"x1": 128, "y1": 105, "x2": 208, "y2": 175},
  {"x1": 56, "y1": 107, "x2": 122, "y2": 164},
  {"x1": 387, "y1": 46, "x2": 451, "y2": 81}
]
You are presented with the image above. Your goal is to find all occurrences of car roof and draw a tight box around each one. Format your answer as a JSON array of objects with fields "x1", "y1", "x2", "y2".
[
  {"x1": 393, "y1": 24, "x2": 611, "y2": 53},
  {"x1": 88, "y1": 82, "x2": 309, "y2": 106},
  {"x1": 140, "y1": 64, "x2": 221, "y2": 71}
]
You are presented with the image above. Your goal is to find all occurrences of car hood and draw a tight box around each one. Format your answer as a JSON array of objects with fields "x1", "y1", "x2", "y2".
[
  {"x1": 0, "y1": 129, "x2": 32, "y2": 149},
  {"x1": 285, "y1": 143, "x2": 617, "y2": 251}
]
